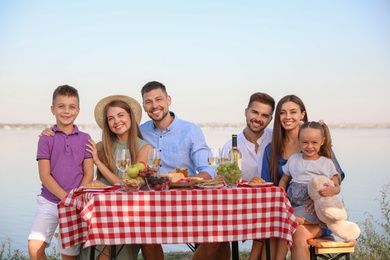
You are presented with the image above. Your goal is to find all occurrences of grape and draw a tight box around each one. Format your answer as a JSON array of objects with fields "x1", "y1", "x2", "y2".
[
  {"x1": 216, "y1": 161, "x2": 242, "y2": 186},
  {"x1": 145, "y1": 176, "x2": 170, "y2": 191},
  {"x1": 138, "y1": 167, "x2": 157, "y2": 186},
  {"x1": 217, "y1": 162, "x2": 241, "y2": 176}
]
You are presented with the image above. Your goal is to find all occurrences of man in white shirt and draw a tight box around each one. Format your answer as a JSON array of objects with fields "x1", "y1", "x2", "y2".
[
  {"x1": 222, "y1": 92, "x2": 275, "y2": 181},
  {"x1": 193, "y1": 92, "x2": 275, "y2": 260}
]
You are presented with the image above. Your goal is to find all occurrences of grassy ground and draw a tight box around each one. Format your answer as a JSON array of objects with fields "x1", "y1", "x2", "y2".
[
  {"x1": 0, "y1": 242, "x2": 250, "y2": 260},
  {"x1": 353, "y1": 183, "x2": 390, "y2": 260},
  {"x1": 142, "y1": 251, "x2": 251, "y2": 260}
]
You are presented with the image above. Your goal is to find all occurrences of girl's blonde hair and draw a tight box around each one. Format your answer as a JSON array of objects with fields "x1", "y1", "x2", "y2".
[{"x1": 96, "y1": 100, "x2": 143, "y2": 179}]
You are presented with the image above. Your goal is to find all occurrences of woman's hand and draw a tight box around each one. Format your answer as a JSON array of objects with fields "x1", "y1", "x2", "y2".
[{"x1": 86, "y1": 139, "x2": 100, "y2": 164}]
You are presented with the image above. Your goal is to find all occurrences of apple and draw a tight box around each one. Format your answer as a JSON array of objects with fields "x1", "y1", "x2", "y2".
[
  {"x1": 134, "y1": 162, "x2": 146, "y2": 171},
  {"x1": 139, "y1": 161, "x2": 148, "y2": 168},
  {"x1": 135, "y1": 176, "x2": 145, "y2": 186},
  {"x1": 126, "y1": 165, "x2": 139, "y2": 178}
]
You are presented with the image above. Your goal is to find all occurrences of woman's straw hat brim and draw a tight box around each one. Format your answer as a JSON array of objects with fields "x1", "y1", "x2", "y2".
[{"x1": 94, "y1": 95, "x2": 142, "y2": 129}]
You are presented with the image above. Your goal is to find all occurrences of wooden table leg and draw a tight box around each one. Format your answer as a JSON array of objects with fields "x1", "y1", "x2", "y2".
[{"x1": 231, "y1": 241, "x2": 239, "y2": 260}]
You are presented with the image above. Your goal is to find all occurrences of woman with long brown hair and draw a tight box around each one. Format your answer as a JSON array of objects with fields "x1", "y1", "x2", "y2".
[
  {"x1": 265, "y1": 94, "x2": 309, "y2": 185},
  {"x1": 253, "y1": 95, "x2": 345, "y2": 260},
  {"x1": 89, "y1": 95, "x2": 151, "y2": 186},
  {"x1": 86, "y1": 95, "x2": 163, "y2": 260}
]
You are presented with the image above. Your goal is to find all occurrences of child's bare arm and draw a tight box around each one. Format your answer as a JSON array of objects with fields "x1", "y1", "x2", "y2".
[
  {"x1": 319, "y1": 174, "x2": 341, "y2": 197},
  {"x1": 279, "y1": 174, "x2": 291, "y2": 191},
  {"x1": 80, "y1": 158, "x2": 95, "y2": 187},
  {"x1": 38, "y1": 160, "x2": 68, "y2": 200}
]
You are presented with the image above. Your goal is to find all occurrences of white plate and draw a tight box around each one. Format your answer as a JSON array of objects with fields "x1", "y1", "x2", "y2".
[
  {"x1": 196, "y1": 184, "x2": 224, "y2": 189},
  {"x1": 244, "y1": 182, "x2": 273, "y2": 187}
]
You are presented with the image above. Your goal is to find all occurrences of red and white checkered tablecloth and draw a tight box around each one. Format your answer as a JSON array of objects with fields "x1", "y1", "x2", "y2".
[{"x1": 58, "y1": 186, "x2": 297, "y2": 249}]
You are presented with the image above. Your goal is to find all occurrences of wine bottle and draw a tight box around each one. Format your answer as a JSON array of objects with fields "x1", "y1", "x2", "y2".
[{"x1": 228, "y1": 134, "x2": 242, "y2": 170}]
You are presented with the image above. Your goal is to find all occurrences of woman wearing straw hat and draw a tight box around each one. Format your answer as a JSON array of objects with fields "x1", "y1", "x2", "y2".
[
  {"x1": 85, "y1": 95, "x2": 164, "y2": 260},
  {"x1": 39, "y1": 95, "x2": 164, "y2": 259},
  {"x1": 88, "y1": 95, "x2": 151, "y2": 186}
]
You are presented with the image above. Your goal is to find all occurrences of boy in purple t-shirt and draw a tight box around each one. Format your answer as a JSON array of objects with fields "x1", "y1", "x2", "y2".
[{"x1": 28, "y1": 85, "x2": 94, "y2": 260}]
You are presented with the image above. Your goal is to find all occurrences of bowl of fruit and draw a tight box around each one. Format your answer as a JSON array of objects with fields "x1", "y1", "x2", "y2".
[
  {"x1": 145, "y1": 175, "x2": 171, "y2": 191},
  {"x1": 138, "y1": 167, "x2": 157, "y2": 183},
  {"x1": 121, "y1": 177, "x2": 142, "y2": 192},
  {"x1": 124, "y1": 161, "x2": 157, "y2": 189},
  {"x1": 222, "y1": 173, "x2": 243, "y2": 188},
  {"x1": 217, "y1": 161, "x2": 242, "y2": 188}
]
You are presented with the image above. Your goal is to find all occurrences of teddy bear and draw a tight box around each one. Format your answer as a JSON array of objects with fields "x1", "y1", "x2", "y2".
[{"x1": 308, "y1": 175, "x2": 360, "y2": 241}]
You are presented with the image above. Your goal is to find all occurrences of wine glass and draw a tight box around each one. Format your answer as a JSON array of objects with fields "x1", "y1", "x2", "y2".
[
  {"x1": 115, "y1": 148, "x2": 131, "y2": 177},
  {"x1": 147, "y1": 148, "x2": 161, "y2": 171},
  {"x1": 208, "y1": 148, "x2": 221, "y2": 173},
  {"x1": 221, "y1": 147, "x2": 233, "y2": 165}
]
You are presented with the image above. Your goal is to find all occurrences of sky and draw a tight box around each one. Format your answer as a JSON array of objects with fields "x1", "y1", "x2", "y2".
[{"x1": 1, "y1": 0, "x2": 389, "y2": 125}]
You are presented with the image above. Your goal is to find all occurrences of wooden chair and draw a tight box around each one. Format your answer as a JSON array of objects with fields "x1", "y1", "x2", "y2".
[{"x1": 308, "y1": 236, "x2": 357, "y2": 260}]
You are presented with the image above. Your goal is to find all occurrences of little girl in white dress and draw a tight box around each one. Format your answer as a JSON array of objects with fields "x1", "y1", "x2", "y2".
[{"x1": 279, "y1": 121, "x2": 341, "y2": 225}]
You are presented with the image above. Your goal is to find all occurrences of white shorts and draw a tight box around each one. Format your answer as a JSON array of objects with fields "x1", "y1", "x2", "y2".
[{"x1": 28, "y1": 195, "x2": 80, "y2": 256}]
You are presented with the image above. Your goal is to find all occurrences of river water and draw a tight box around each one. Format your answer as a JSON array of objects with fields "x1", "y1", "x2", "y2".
[{"x1": 0, "y1": 127, "x2": 389, "y2": 253}]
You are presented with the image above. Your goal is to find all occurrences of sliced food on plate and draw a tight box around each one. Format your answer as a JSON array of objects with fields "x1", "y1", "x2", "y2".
[
  {"x1": 159, "y1": 172, "x2": 185, "y2": 183},
  {"x1": 196, "y1": 179, "x2": 224, "y2": 189},
  {"x1": 170, "y1": 176, "x2": 203, "y2": 189}
]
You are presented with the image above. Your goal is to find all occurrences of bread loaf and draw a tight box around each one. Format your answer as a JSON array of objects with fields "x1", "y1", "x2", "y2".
[
  {"x1": 84, "y1": 180, "x2": 107, "y2": 188},
  {"x1": 248, "y1": 176, "x2": 266, "y2": 185},
  {"x1": 215, "y1": 175, "x2": 224, "y2": 183}
]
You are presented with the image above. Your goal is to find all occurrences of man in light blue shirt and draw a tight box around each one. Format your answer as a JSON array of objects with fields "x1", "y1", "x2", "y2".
[{"x1": 140, "y1": 81, "x2": 214, "y2": 180}]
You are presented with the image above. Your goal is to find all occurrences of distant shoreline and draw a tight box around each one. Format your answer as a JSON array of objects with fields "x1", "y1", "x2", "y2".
[{"x1": 1, "y1": 122, "x2": 390, "y2": 130}]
